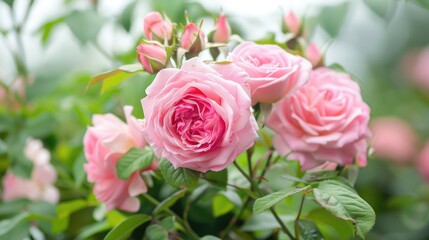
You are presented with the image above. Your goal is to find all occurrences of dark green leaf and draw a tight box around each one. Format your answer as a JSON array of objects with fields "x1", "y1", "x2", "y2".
[
  {"x1": 153, "y1": 189, "x2": 187, "y2": 215},
  {"x1": 313, "y1": 180, "x2": 375, "y2": 238},
  {"x1": 253, "y1": 186, "x2": 310, "y2": 215},
  {"x1": 2, "y1": 0, "x2": 14, "y2": 8},
  {"x1": 159, "y1": 216, "x2": 175, "y2": 232},
  {"x1": 65, "y1": 10, "x2": 104, "y2": 44},
  {"x1": 159, "y1": 159, "x2": 199, "y2": 189},
  {"x1": 116, "y1": 147, "x2": 154, "y2": 180},
  {"x1": 298, "y1": 220, "x2": 324, "y2": 240},
  {"x1": 203, "y1": 169, "x2": 228, "y2": 188},
  {"x1": 104, "y1": 214, "x2": 151, "y2": 240},
  {"x1": 145, "y1": 224, "x2": 168, "y2": 240},
  {"x1": 201, "y1": 236, "x2": 222, "y2": 240}
]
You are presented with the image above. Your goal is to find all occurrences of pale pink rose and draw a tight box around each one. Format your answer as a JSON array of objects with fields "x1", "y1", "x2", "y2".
[
  {"x1": 141, "y1": 58, "x2": 259, "y2": 172},
  {"x1": 403, "y1": 48, "x2": 429, "y2": 91},
  {"x1": 418, "y1": 142, "x2": 429, "y2": 182},
  {"x1": 83, "y1": 106, "x2": 155, "y2": 212},
  {"x1": 137, "y1": 42, "x2": 168, "y2": 74},
  {"x1": 266, "y1": 68, "x2": 371, "y2": 170},
  {"x1": 143, "y1": 12, "x2": 173, "y2": 41},
  {"x1": 370, "y1": 117, "x2": 417, "y2": 163},
  {"x1": 306, "y1": 43, "x2": 323, "y2": 67},
  {"x1": 181, "y1": 22, "x2": 205, "y2": 52},
  {"x1": 229, "y1": 41, "x2": 311, "y2": 104},
  {"x1": 284, "y1": 11, "x2": 301, "y2": 35},
  {"x1": 2, "y1": 138, "x2": 59, "y2": 203},
  {"x1": 213, "y1": 12, "x2": 231, "y2": 43}
]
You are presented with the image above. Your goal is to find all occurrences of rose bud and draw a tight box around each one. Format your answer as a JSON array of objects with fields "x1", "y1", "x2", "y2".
[
  {"x1": 283, "y1": 11, "x2": 301, "y2": 35},
  {"x1": 213, "y1": 12, "x2": 231, "y2": 43},
  {"x1": 144, "y1": 12, "x2": 173, "y2": 41},
  {"x1": 181, "y1": 22, "x2": 205, "y2": 53},
  {"x1": 137, "y1": 42, "x2": 168, "y2": 74},
  {"x1": 306, "y1": 43, "x2": 323, "y2": 67}
]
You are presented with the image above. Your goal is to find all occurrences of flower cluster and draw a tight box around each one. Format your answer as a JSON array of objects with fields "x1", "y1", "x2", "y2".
[{"x1": 83, "y1": 10, "x2": 371, "y2": 213}]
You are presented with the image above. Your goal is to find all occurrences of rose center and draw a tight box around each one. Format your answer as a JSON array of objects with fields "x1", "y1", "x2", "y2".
[{"x1": 171, "y1": 88, "x2": 225, "y2": 151}]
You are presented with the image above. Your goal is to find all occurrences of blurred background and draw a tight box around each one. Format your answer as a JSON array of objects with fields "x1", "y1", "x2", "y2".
[{"x1": 1, "y1": 0, "x2": 429, "y2": 239}]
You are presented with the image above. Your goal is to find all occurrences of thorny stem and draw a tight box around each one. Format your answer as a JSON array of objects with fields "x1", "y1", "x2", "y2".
[{"x1": 142, "y1": 194, "x2": 199, "y2": 240}]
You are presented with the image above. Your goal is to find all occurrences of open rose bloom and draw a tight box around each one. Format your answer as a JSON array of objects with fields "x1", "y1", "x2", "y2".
[
  {"x1": 84, "y1": 106, "x2": 156, "y2": 212},
  {"x1": 267, "y1": 68, "x2": 371, "y2": 169},
  {"x1": 141, "y1": 58, "x2": 259, "y2": 172},
  {"x1": 2, "y1": 138, "x2": 59, "y2": 203}
]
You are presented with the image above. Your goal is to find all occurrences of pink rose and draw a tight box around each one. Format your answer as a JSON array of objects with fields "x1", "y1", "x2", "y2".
[
  {"x1": 370, "y1": 117, "x2": 417, "y2": 163},
  {"x1": 83, "y1": 106, "x2": 155, "y2": 212},
  {"x1": 137, "y1": 42, "x2": 168, "y2": 74},
  {"x1": 229, "y1": 42, "x2": 311, "y2": 104},
  {"x1": 418, "y1": 142, "x2": 429, "y2": 182},
  {"x1": 213, "y1": 12, "x2": 231, "y2": 43},
  {"x1": 143, "y1": 12, "x2": 173, "y2": 41},
  {"x1": 266, "y1": 68, "x2": 371, "y2": 170},
  {"x1": 2, "y1": 138, "x2": 59, "y2": 203},
  {"x1": 283, "y1": 11, "x2": 301, "y2": 35},
  {"x1": 141, "y1": 58, "x2": 258, "y2": 172},
  {"x1": 306, "y1": 43, "x2": 323, "y2": 67},
  {"x1": 181, "y1": 22, "x2": 205, "y2": 52}
]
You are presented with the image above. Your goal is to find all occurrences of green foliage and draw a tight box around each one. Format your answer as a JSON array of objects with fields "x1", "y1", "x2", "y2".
[
  {"x1": 318, "y1": 2, "x2": 350, "y2": 37},
  {"x1": 104, "y1": 214, "x2": 151, "y2": 240},
  {"x1": 313, "y1": 180, "x2": 375, "y2": 239},
  {"x1": 153, "y1": 189, "x2": 187, "y2": 215},
  {"x1": 212, "y1": 190, "x2": 242, "y2": 217},
  {"x1": 116, "y1": 147, "x2": 154, "y2": 180},
  {"x1": 203, "y1": 169, "x2": 228, "y2": 188},
  {"x1": 65, "y1": 10, "x2": 104, "y2": 45},
  {"x1": 159, "y1": 159, "x2": 199, "y2": 189},
  {"x1": 253, "y1": 186, "x2": 310, "y2": 215},
  {"x1": 88, "y1": 64, "x2": 144, "y2": 93},
  {"x1": 144, "y1": 224, "x2": 168, "y2": 240}
]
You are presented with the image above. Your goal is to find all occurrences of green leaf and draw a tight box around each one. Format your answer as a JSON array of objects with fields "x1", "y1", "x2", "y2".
[
  {"x1": 298, "y1": 220, "x2": 324, "y2": 240},
  {"x1": 65, "y1": 10, "x2": 104, "y2": 44},
  {"x1": 153, "y1": 189, "x2": 187, "y2": 215},
  {"x1": 75, "y1": 221, "x2": 111, "y2": 240},
  {"x1": 203, "y1": 169, "x2": 228, "y2": 188},
  {"x1": 319, "y1": 2, "x2": 350, "y2": 37},
  {"x1": 87, "y1": 64, "x2": 144, "y2": 92},
  {"x1": 305, "y1": 208, "x2": 354, "y2": 240},
  {"x1": 118, "y1": 2, "x2": 136, "y2": 32},
  {"x1": 2, "y1": 0, "x2": 14, "y2": 8},
  {"x1": 159, "y1": 159, "x2": 199, "y2": 189},
  {"x1": 0, "y1": 213, "x2": 51, "y2": 236},
  {"x1": 313, "y1": 180, "x2": 375, "y2": 238},
  {"x1": 303, "y1": 170, "x2": 339, "y2": 182},
  {"x1": 53, "y1": 200, "x2": 89, "y2": 233},
  {"x1": 73, "y1": 154, "x2": 87, "y2": 187},
  {"x1": 253, "y1": 186, "x2": 310, "y2": 215},
  {"x1": 212, "y1": 193, "x2": 235, "y2": 217},
  {"x1": 36, "y1": 17, "x2": 65, "y2": 46},
  {"x1": 116, "y1": 147, "x2": 154, "y2": 180},
  {"x1": 159, "y1": 216, "x2": 175, "y2": 232},
  {"x1": 106, "y1": 210, "x2": 127, "y2": 227},
  {"x1": 145, "y1": 224, "x2": 168, "y2": 240},
  {"x1": 24, "y1": 113, "x2": 56, "y2": 138},
  {"x1": 201, "y1": 236, "x2": 222, "y2": 240},
  {"x1": 104, "y1": 214, "x2": 151, "y2": 240}
]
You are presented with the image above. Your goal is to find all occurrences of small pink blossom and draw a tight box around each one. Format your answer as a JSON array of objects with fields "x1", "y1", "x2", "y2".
[
  {"x1": 137, "y1": 42, "x2": 168, "y2": 74},
  {"x1": 83, "y1": 106, "x2": 156, "y2": 212},
  {"x1": 229, "y1": 41, "x2": 311, "y2": 104},
  {"x1": 213, "y1": 12, "x2": 231, "y2": 43},
  {"x1": 141, "y1": 58, "x2": 258, "y2": 172},
  {"x1": 306, "y1": 43, "x2": 323, "y2": 67},
  {"x1": 370, "y1": 117, "x2": 417, "y2": 163},
  {"x1": 143, "y1": 12, "x2": 173, "y2": 41},
  {"x1": 266, "y1": 68, "x2": 371, "y2": 170},
  {"x1": 181, "y1": 22, "x2": 205, "y2": 52},
  {"x1": 2, "y1": 138, "x2": 59, "y2": 203},
  {"x1": 284, "y1": 11, "x2": 301, "y2": 35}
]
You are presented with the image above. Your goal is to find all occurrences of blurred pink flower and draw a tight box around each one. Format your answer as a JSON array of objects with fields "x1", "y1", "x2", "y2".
[
  {"x1": 284, "y1": 11, "x2": 301, "y2": 35},
  {"x1": 417, "y1": 142, "x2": 429, "y2": 182},
  {"x1": 229, "y1": 41, "x2": 311, "y2": 104},
  {"x1": 213, "y1": 12, "x2": 231, "y2": 43},
  {"x1": 306, "y1": 43, "x2": 323, "y2": 67},
  {"x1": 141, "y1": 58, "x2": 258, "y2": 172},
  {"x1": 370, "y1": 117, "x2": 417, "y2": 163},
  {"x1": 403, "y1": 47, "x2": 429, "y2": 91},
  {"x1": 2, "y1": 138, "x2": 59, "y2": 203},
  {"x1": 84, "y1": 106, "x2": 156, "y2": 212},
  {"x1": 266, "y1": 68, "x2": 371, "y2": 170},
  {"x1": 143, "y1": 12, "x2": 173, "y2": 41}
]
